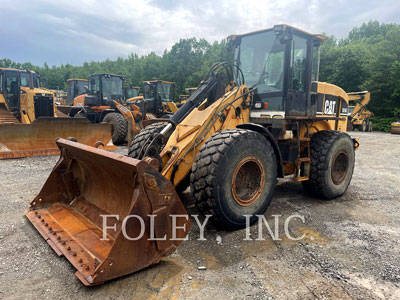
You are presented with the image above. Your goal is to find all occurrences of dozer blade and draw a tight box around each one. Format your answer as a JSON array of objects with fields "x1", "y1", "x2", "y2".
[
  {"x1": 25, "y1": 138, "x2": 190, "y2": 286},
  {"x1": 0, "y1": 118, "x2": 115, "y2": 159}
]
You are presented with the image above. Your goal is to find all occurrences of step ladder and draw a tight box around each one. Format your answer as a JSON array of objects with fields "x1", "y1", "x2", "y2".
[{"x1": 294, "y1": 137, "x2": 311, "y2": 181}]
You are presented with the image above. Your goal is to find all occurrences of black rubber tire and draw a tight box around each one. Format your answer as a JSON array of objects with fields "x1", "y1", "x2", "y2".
[
  {"x1": 302, "y1": 130, "x2": 355, "y2": 200},
  {"x1": 190, "y1": 129, "x2": 277, "y2": 230},
  {"x1": 103, "y1": 113, "x2": 128, "y2": 144},
  {"x1": 368, "y1": 120, "x2": 373, "y2": 132},
  {"x1": 127, "y1": 122, "x2": 168, "y2": 158},
  {"x1": 391, "y1": 125, "x2": 400, "y2": 135},
  {"x1": 361, "y1": 120, "x2": 367, "y2": 132}
]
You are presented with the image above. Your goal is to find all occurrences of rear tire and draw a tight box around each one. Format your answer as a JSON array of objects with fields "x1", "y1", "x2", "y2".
[
  {"x1": 103, "y1": 113, "x2": 128, "y2": 144},
  {"x1": 190, "y1": 129, "x2": 277, "y2": 230},
  {"x1": 362, "y1": 120, "x2": 367, "y2": 132},
  {"x1": 302, "y1": 130, "x2": 355, "y2": 199},
  {"x1": 367, "y1": 120, "x2": 373, "y2": 132},
  {"x1": 391, "y1": 125, "x2": 400, "y2": 135},
  {"x1": 128, "y1": 122, "x2": 168, "y2": 158}
]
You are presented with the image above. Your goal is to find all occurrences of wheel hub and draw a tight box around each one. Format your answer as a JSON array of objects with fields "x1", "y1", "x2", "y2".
[
  {"x1": 231, "y1": 156, "x2": 265, "y2": 207},
  {"x1": 331, "y1": 150, "x2": 349, "y2": 185}
]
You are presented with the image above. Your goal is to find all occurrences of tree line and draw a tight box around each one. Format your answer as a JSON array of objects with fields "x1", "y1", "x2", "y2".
[{"x1": 1, "y1": 21, "x2": 399, "y2": 130}]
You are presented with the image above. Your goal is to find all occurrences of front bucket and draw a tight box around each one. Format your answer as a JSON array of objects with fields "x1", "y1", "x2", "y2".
[
  {"x1": 0, "y1": 118, "x2": 115, "y2": 159},
  {"x1": 25, "y1": 139, "x2": 190, "y2": 285}
]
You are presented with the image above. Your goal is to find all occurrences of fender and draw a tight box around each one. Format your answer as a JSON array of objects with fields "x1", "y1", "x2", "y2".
[{"x1": 237, "y1": 123, "x2": 284, "y2": 178}]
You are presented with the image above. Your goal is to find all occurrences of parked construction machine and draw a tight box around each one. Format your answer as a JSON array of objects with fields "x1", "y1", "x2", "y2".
[
  {"x1": 67, "y1": 73, "x2": 134, "y2": 144},
  {"x1": 128, "y1": 80, "x2": 179, "y2": 116},
  {"x1": 125, "y1": 86, "x2": 140, "y2": 99},
  {"x1": 391, "y1": 112, "x2": 400, "y2": 134},
  {"x1": 26, "y1": 25, "x2": 358, "y2": 285},
  {"x1": 0, "y1": 68, "x2": 114, "y2": 159},
  {"x1": 178, "y1": 87, "x2": 197, "y2": 106},
  {"x1": 347, "y1": 91, "x2": 373, "y2": 132},
  {"x1": 66, "y1": 79, "x2": 88, "y2": 105}
]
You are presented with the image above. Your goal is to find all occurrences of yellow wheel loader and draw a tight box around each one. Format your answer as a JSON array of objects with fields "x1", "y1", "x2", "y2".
[
  {"x1": 0, "y1": 68, "x2": 115, "y2": 159},
  {"x1": 26, "y1": 25, "x2": 359, "y2": 285},
  {"x1": 128, "y1": 80, "x2": 179, "y2": 116},
  {"x1": 347, "y1": 91, "x2": 373, "y2": 132},
  {"x1": 391, "y1": 112, "x2": 400, "y2": 134}
]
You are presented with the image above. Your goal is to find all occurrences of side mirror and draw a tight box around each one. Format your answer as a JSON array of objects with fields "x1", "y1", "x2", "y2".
[{"x1": 84, "y1": 85, "x2": 89, "y2": 93}]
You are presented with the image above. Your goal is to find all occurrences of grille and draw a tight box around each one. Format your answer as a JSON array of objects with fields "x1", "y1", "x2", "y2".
[{"x1": 34, "y1": 96, "x2": 54, "y2": 118}]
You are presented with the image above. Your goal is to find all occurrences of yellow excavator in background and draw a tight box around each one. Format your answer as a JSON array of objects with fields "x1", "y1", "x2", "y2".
[
  {"x1": 0, "y1": 68, "x2": 114, "y2": 159},
  {"x1": 26, "y1": 25, "x2": 359, "y2": 285},
  {"x1": 347, "y1": 91, "x2": 373, "y2": 132}
]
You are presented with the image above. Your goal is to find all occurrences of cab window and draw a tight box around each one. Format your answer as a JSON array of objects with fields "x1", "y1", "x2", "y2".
[{"x1": 291, "y1": 35, "x2": 307, "y2": 92}]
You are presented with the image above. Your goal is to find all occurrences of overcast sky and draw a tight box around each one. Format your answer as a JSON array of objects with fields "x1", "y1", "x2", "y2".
[{"x1": 0, "y1": 0, "x2": 399, "y2": 66}]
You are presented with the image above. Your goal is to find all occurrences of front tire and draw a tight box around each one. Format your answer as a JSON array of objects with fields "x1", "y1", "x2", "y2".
[
  {"x1": 103, "y1": 113, "x2": 128, "y2": 144},
  {"x1": 302, "y1": 130, "x2": 355, "y2": 199},
  {"x1": 190, "y1": 129, "x2": 277, "y2": 230},
  {"x1": 127, "y1": 122, "x2": 168, "y2": 158}
]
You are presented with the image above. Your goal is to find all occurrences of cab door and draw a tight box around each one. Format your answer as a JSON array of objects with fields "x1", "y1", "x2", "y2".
[
  {"x1": 2, "y1": 70, "x2": 20, "y2": 112},
  {"x1": 285, "y1": 34, "x2": 312, "y2": 116}
]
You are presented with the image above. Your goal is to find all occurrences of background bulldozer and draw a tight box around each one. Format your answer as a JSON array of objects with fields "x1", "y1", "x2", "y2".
[
  {"x1": 26, "y1": 24, "x2": 359, "y2": 285},
  {"x1": 0, "y1": 68, "x2": 114, "y2": 159},
  {"x1": 347, "y1": 91, "x2": 373, "y2": 132}
]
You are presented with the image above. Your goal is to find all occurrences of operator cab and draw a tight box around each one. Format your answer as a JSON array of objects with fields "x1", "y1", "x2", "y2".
[
  {"x1": 0, "y1": 68, "x2": 40, "y2": 113},
  {"x1": 139, "y1": 80, "x2": 175, "y2": 115},
  {"x1": 85, "y1": 74, "x2": 126, "y2": 107},
  {"x1": 125, "y1": 86, "x2": 140, "y2": 99},
  {"x1": 67, "y1": 79, "x2": 88, "y2": 105},
  {"x1": 230, "y1": 24, "x2": 325, "y2": 121}
]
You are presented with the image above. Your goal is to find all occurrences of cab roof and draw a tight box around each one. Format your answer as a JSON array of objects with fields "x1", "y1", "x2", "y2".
[
  {"x1": 90, "y1": 73, "x2": 126, "y2": 79},
  {"x1": 67, "y1": 78, "x2": 88, "y2": 82},
  {"x1": 0, "y1": 67, "x2": 38, "y2": 74},
  {"x1": 144, "y1": 80, "x2": 175, "y2": 85},
  {"x1": 228, "y1": 24, "x2": 327, "y2": 42}
]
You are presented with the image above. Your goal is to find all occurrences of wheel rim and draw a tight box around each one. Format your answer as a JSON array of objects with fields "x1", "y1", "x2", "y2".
[
  {"x1": 331, "y1": 150, "x2": 349, "y2": 185},
  {"x1": 231, "y1": 156, "x2": 265, "y2": 207}
]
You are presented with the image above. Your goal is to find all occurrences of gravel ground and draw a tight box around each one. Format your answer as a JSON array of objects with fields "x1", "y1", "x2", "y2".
[{"x1": 0, "y1": 131, "x2": 399, "y2": 300}]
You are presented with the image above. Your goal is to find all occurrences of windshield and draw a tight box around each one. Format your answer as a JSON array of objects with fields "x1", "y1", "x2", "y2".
[
  {"x1": 101, "y1": 76, "x2": 123, "y2": 103},
  {"x1": 235, "y1": 30, "x2": 285, "y2": 92},
  {"x1": 143, "y1": 84, "x2": 153, "y2": 99},
  {"x1": 234, "y1": 30, "x2": 286, "y2": 110},
  {"x1": 20, "y1": 72, "x2": 30, "y2": 87},
  {"x1": 126, "y1": 88, "x2": 139, "y2": 99},
  {"x1": 158, "y1": 82, "x2": 172, "y2": 101},
  {"x1": 76, "y1": 80, "x2": 87, "y2": 95},
  {"x1": 144, "y1": 82, "x2": 173, "y2": 101}
]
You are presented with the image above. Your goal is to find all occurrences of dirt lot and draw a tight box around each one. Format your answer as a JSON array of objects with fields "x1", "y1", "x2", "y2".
[{"x1": 0, "y1": 131, "x2": 399, "y2": 300}]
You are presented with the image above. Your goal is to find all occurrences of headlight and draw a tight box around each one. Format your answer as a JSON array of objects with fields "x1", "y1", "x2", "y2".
[{"x1": 255, "y1": 102, "x2": 262, "y2": 109}]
